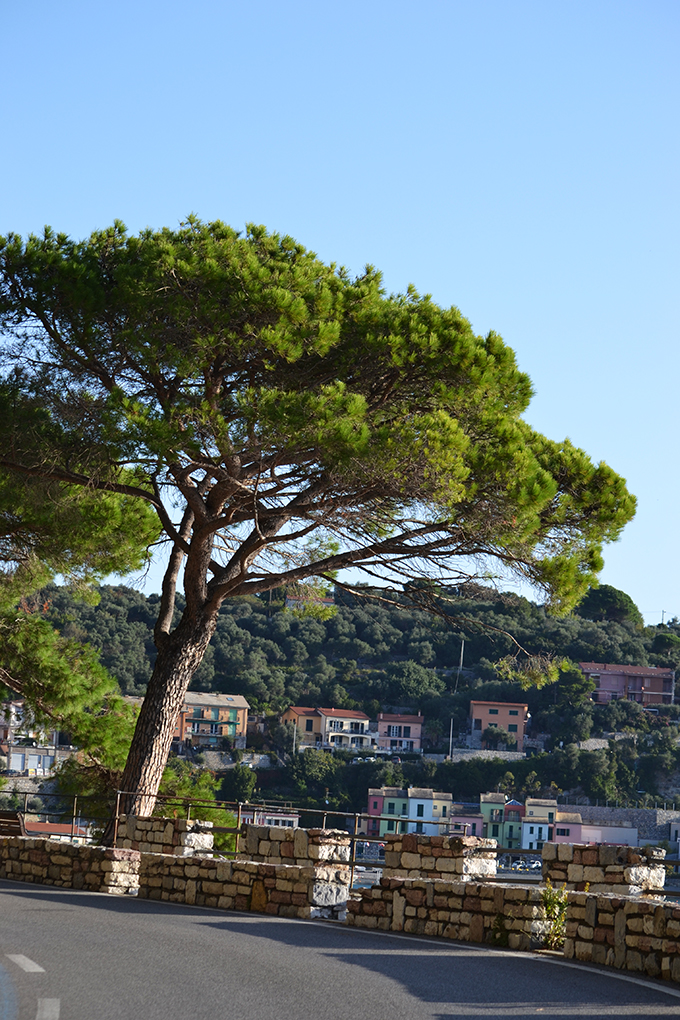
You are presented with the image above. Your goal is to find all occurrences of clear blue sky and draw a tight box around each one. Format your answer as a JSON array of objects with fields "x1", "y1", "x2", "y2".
[{"x1": 2, "y1": 0, "x2": 678, "y2": 622}]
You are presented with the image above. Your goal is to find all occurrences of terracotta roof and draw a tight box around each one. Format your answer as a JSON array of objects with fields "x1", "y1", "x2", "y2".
[
  {"x1": 285, "y1": 706, "x2": 320, "y2": 717},
  {"x1": 469, "y1": 701, "x2": 528, "y2": 708},
  {"x1": 579, "y1": 662, "x2": 675, "y2": 678},
  {"x1": 378, "y1": 713, "x2": 423, "y2": 723},
  {"x1": 316, "y1": 708, "x2": 370, "y2": 720}
]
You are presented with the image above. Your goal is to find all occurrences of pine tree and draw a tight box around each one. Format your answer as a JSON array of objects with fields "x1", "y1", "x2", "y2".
[{"x1": 0, "y1": 220, "x2": 636, "y2": 834}]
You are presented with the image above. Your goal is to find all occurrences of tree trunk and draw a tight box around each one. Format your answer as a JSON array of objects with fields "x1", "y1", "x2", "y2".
[{"x1": 100, "y1": 610, "x2": 217, "y2": 844}]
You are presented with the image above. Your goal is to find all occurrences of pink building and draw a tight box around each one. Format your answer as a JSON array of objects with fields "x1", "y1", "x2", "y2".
[
  {"x1": 579, "y1": 662, "x2": 675, "y2": 706},
  {"x1": 375, "y1": 712, "x2": 423, "y2": 753}
]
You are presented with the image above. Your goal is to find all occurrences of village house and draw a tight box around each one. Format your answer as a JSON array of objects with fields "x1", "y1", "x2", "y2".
[
  {"x1": 469, "y1": 700, "x2": 529, "y2": 751},
  {"x1": 172, "y1": 692, "x2": 250, "y2": 750},
  {"x1": 579, "y1": 661, "x2": 675, "y2": 705}
]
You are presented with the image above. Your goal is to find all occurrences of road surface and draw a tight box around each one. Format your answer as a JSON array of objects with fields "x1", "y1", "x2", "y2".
[{"x1": 1, "y1": 879, "x2": 680, "y2": 1019}]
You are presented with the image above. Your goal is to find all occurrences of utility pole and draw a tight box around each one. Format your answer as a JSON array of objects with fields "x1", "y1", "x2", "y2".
[
  {"x1": 454, "y1": 638, "x2": 465, "y2": 693},
  {"x1": 448, "y1": 718, "x2": 453, "y2": 759}
]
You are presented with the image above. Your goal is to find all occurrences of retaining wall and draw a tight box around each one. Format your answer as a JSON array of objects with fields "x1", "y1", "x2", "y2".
[
  {"x1": 381, "y1": 832, "x2": 498, "y2": 881},
  {"x1": 542, "y1": 842, "x2": 665, "y2": 895},
  {"x1": 138, "y1": 855, "x2": 350, "y2": 919},
  {"x1": 0, "y1": 837, "x2": 140, "y2": 893},
  {"x1": 347, "y1": 876, "x2": 544, "y2": 948},
  {"x1": 116, "y1": 815, "x2": 214, "y2": 856},
  {"x1": 563, "y1": 890, "x2": 680, "y2": 980}
]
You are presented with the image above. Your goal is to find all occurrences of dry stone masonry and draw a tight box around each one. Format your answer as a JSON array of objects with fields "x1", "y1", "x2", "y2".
[
  {"x1": 381, "y1": 833, "x2": 498, "y2": 882},
  {"x1": 241, "y1": 824, "x2": 351, "y2": 867},
  {"x1": 116, "y1": 814, "x2": 214, "y2": 856},
  {"x1": 0, "y1": 837, "x2": 140, "y2": 894},
  {"x1": 138, "y1": 855, "x2": 350, "y2": 919},
  {"x1": 347, "y1": 876, "x2": 544, "y2": 948},
  {"x1": 542, "y1": 842, "x2": 666, "y2": 895},
  {"x1": 563, "y1": 891, "x2": 680, "y2": 980}
]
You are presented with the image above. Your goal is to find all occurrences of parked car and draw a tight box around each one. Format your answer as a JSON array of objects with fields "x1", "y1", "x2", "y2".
[{"x1": 391, "y1": 756, "x2": 401, "y2": 764}]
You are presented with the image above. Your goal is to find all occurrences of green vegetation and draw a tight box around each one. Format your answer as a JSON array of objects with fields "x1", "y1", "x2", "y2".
[{"x1": 0, "y1": 219, "x2": 635, "y2": 824}]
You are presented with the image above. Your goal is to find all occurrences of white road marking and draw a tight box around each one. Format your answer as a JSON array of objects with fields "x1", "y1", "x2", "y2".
[
  {"x1": 5, "y1": 955, "x2": 45, "y2": 973},
  {"x1": 36, "y1": 1000, "x2": 60, "y2": 1020}
]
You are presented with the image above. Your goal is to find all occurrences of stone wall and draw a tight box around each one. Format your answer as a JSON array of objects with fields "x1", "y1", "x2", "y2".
[
  {"x1": 381, "y1": 833, "x2": 497, "y2": 882},
  {"x1": 347, "y1": 876, "x2": 542, "y2": 948},
  {"x1": 564, "y1": 890, "x2": 680, "y2": 980},
  {"x1": 116, "y1": 815, "x2": 214, "y2": 856},
  {"x1": 240, "y1": 825, "x2": 350, "y2": 866},
  {"x1": 0, "y1": 836, "x2": 140, "y2": 894},
  {"x1": 138, "y1": 855, "x2": 350, "y2": 919},
  {"x1": 542, "y1": 842, "x2": 665, "y2": 895}
]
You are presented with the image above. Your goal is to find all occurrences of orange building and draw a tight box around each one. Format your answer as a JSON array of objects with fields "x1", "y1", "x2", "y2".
[
  {"x1": 173, "y1": 692, "x2": 250, "y2": 749},
  {"x1": 469, "y1": 700, "x2": 529, "y2": 751}
]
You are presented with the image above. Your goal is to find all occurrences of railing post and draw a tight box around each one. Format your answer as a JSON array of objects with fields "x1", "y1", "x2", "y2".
[
  {"x1": 350, "y1": 812, "x2": 359, "y2": 887},
  {"x1": 70, "y1": 795, "x2": 78, "y2": 841},
  {"x1": 112, "y1": 791, "x2": 122, "y2": 847},
  {"x1": 236, "y1": 802, "x2": 242, "y2": 855}
]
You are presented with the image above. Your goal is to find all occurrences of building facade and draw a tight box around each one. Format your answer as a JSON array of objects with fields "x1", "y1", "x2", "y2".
[
  {"x1": 469, "y1": 701, "x2": 529, "y2": 751},
  {"x1": 365, "y1": 786, "x2": 453, "y2": 838},
  {"x1": 374, "y1": 712, "x2": 423, "y2": 753},
  {"x1": 280, "y1": 706, "x2": 371, "y2": 749},
  {"x1": 579, "y1": 662, "x2": 675, "y2": 706},
  {"x1": 173, "y1": 693, "x2": 250, "y2": 749}
]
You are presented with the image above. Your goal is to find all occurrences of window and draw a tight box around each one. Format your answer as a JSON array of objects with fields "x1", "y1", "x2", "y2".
[
  {"x1": 403, "y1": 726, "x2": 411, "y2": 738},
  {"x1": 387, "y1": 802, "x2": 395, "y2": 815},
  {"x1": 211, "y1": 708, "x2": 219, "y2": 721},
  {"x1": 507, "y1": 825, "x2": 513, "y2": 836},
  {"x1": 387, "y1": 819, "x2": 395, "y2": 831},
  {"x1": 305, "y1": 719, "x2": 314, "y2": 732},
  {"x1": 548, "y1": 812, "x2": 554, "y2": 822},
  {"x1": 491, "y1": 824, "x2": 499, "y2": 837},
  {"x1": 372, "y1": 801, "x2": 378, "y2": 810},
  {"x1": 442, "y1": 806, "x2": 447, "y2": 817},
  {"x1": 416, "y1": 804, "x2": 424, "y2": 817},
  {"x1": 508, "y1": 724, "x2": 518, "y2": 732},
  {"x1": 488, "y1": 709, "x2": 499, "y2": 715},
  {"x1": 209, "y1": 723, "x2": 221, "y2": 734},
  {"x1": 192, "y1": 708, "x2": 202, "y2": 718},
  {"x1": 548, "y1": 828, "x2": 553, "y2": 840},
  {"x1": 556, "y1": 828, "x2": 570, "y2": 837},
  {"x1": 529, "y1": 826, "x2": 534, "y2": 834},
  {"x1": 473, "y1": 719, "x2": 482, "y2": 730},
  {"x1": 471, "y1": 823, "x2": 476, "y2": 835},
  {"x1": 415, "y1": 822, "x2": 424, "y2": 834},
  {"x1": 401, "y1": 803, "x2": 407, "y2": 815},
  {"x1": 400, "y1": 821, "x2": 407, "y2": 833},
  {"x1": 509, "y1": 710, "x2": 519, "y2": 716}
]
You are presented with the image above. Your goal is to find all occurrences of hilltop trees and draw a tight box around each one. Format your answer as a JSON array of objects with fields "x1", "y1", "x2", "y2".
[{"x1": 0, "y1": 219, "x2": 636, "y2": 829}]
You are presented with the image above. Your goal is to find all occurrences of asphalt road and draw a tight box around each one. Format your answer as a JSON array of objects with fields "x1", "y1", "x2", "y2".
[{"x1": 2, "y1": 879, "x2": 680, "y2": 1020}]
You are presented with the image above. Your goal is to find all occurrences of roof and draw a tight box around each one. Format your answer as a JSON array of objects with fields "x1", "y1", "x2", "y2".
[
  {"x1": 316, "y1": 708, "x2": 370, "y2": 720},
  {"x1": 579, "y1": 662, "x2": 675, "y2": 678},
  {"x1": 368, "y1": 786, "x2": 451, "y2": 800},
  {"x1": 556, "y1": 812, "x2": 582, "y2": 824},
  {"x1": 480, "y1": 793, "x2": 506, "y2": 804},
  {"x1": 284, "y1": 706, "x2": 320, "y2": 717},
  {"x1": 378, "y1": 713, "x2": 423, "y2": 723},
  {"x1": 525, "y1": 798, "x2": 559, "y2": 808},
  {"x1": 469, "y1": 701, "x2": 528, "y2": 709},
  {"x1": 183, "y1": 692, "x2": 250, "y2": 709}
]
